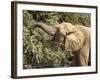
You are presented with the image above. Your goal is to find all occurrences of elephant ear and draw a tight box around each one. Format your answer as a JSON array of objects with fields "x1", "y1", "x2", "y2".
[
  {"x1": 64, "y1": 23, "x2": 85, "y2": 51},
  {"x1": 56, "y1": 22, "x2": 78, "y2": 36}
]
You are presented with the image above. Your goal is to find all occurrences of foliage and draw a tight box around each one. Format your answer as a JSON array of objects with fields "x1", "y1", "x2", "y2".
[{"x1": 23, "y1": 10, "x2": 91, "y2": 69}]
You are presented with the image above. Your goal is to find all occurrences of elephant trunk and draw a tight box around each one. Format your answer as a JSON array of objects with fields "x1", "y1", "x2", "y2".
[{"x1": 31, "y1": 20, "x2": 57, "y2": 36}]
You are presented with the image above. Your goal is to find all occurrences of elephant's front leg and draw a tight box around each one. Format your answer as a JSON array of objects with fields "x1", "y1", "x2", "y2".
[
  {"x1": 72, "y1": 42, "x2": 90, "y2": 66},
  {"x1": 71, "y1": 50, "x2": 81, "y2": 66},
  {"x1": 79, "y1": 42, "x2": 90, "y2": 66}
]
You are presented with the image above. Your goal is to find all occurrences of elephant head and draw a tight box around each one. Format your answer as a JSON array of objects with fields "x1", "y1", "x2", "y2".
[{"x1": 52, "y1": 22, "x2": 85, "y2": 51}]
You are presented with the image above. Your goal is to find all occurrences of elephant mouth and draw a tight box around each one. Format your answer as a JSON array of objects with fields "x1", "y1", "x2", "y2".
[
  {"x1": 53, "y1": 40, "x2": 64, "y2": 46},
  {"x1": 52, "y1": 38, "x2": 63, "y2": 44}
]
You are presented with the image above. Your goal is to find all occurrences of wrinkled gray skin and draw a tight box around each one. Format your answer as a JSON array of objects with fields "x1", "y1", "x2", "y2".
[{"x1": 31, "y1": 20, "x2": 91, "y2": 66}]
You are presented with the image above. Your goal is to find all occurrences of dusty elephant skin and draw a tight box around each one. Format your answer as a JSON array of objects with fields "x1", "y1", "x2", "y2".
[{"x1": 31, "y1": 20, "x2": 91, "y2": 66}]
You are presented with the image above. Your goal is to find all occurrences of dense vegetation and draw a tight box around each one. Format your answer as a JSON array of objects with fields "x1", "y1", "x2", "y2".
[{"x1": 23, "y1": 10, "x2": 90, "y2": 69}]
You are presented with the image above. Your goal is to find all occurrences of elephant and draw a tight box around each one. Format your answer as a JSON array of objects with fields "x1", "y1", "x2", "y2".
[{"x1": 31, "y1": 20, "x2": 91, "y2": 66}]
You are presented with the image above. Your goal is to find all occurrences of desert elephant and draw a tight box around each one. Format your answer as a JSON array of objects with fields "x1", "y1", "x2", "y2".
[{"x1": 31, "y1": 20, "x2": 91, "y2": 66}]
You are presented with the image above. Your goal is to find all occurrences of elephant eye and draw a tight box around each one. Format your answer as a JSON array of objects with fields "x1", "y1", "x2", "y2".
[{"x1": 66, "y1": 32, "x2": 74, "y2": 35}]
